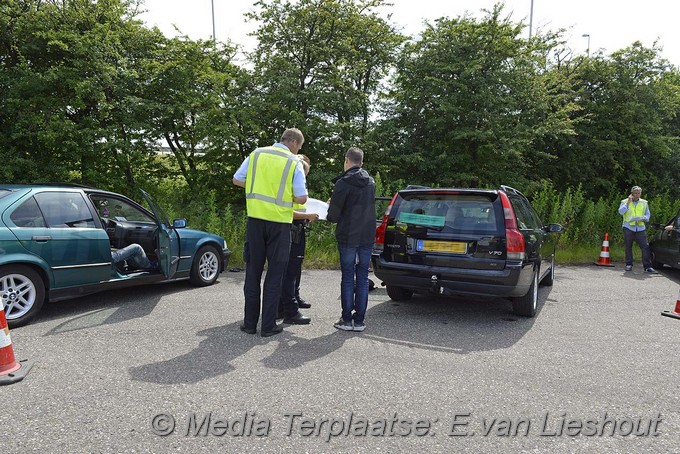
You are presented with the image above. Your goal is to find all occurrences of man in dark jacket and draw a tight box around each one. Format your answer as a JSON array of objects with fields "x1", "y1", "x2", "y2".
[{"x1": 327, "y1": 147, "x2": 376, "y2": 332}]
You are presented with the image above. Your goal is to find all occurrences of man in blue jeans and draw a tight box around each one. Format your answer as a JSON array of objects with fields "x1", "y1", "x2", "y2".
[
  {"x1": 111, "y1": 244, "x2": 158, "y2": 271},
  {"x1": 618, "y1": 185, "x2": 656, "y2": 273},
  {"x1": 327, "y1": 147, "x2": 376, "y2": 332}
]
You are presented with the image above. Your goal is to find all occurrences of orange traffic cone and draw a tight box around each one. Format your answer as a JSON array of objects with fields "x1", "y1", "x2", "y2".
[
  {"x1": 0, "y1": 301, "x2": 33, "y2": 385},
  {"x1": 661, "y1": 290, "x2": 680, "y2": 320},
  {"x1": 594, "y1": 232, "x2": 615, "y2": 267}
]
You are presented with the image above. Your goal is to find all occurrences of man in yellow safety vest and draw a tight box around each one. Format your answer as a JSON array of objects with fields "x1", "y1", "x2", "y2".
[
  {"x1": 618, "y1": 185, "x2": 656, "y2": 273},
  {"x1": 233, "y1": 128, "x2": 309, "y2": 337}
]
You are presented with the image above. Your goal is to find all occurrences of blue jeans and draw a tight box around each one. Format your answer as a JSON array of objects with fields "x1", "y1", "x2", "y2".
[
  {"x1": 111, "y1": 244, "x2": 154, "y2": 270},
  {"x1": 338, "y1": 242, "x2": 373, "y2": 324},
  {"x1": 623, "y1": 227, "x2": 652, "y2": 268}
]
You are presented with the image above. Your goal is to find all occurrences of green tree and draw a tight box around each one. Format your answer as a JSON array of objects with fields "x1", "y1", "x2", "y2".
[
  {"x1": 538, "y1": 43, "x2": 680, "y2": 198},
  {"x1": 0, "y1": 0, "x2": 167, "y2": 193},
  {"x1": 143, "y1": 36, "x2": 248, "y2": 198},
  {"x1": 377, "y1": 4, "x2": 576, "y2": 188},
  {"x1": 246, "y1": 0, "x2": 405, "y2": 192}
]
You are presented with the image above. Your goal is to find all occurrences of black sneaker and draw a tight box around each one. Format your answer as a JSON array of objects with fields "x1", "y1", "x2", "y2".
[
  {"x1": 239, "y1": 324, "x2": 256, "y2": 335},
  {"x1": 261, "y1": 324, "x2": 284, "y2": 337},
  {"x1": 645, "y1": 267, "x2": 658, "y2": 274},
  {"x1": 296, "y1": 298, "x2": 311, "y2": 309},
  {"x1": 625, "y1": 265, "x2": 633, "y2": 271}
]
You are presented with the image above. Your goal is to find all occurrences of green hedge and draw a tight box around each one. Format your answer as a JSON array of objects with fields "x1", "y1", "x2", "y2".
[
  {"x1": 146, "y1": 181, "x2": 680, "y2": 268},
  {"x1": 530, "y1": 182, "x2": 680, "y2": 251}
]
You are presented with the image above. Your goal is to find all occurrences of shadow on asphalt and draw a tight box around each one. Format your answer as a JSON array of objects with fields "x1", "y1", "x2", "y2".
[
  {"x1": 619, "y1": 265, "x2": 680, "y2": 282},
  {"x1": 38, "y1": 280, "x2": 198, "y2": 335},
  {"x1": 128, "y1": 285, "x2": 553, "y2": 385},
  {"x1": 658, "y1": 266, "x2": 680, "y2": 285}
]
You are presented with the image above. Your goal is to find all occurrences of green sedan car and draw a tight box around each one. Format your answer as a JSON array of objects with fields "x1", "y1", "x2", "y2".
[{"x1": 1, "y1": 184, "x2": 231, "y2": 327}]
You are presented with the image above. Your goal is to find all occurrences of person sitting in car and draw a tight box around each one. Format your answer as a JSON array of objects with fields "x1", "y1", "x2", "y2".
[{"x1": 111, "y1": 244, "x2": 158, "y2": 271}]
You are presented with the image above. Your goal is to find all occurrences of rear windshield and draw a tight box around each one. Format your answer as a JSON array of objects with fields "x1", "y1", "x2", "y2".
[{"x1": 393, "y1": 193, "x2": 499, "y2": 232}]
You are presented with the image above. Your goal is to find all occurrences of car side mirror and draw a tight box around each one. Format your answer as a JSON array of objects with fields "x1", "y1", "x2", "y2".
[
  {"x1": 173, "y1": 218, "x2": 187, "y2": 229},
  {"x1": 544, "y1": 223, "x2": 563, "y2": 233}
]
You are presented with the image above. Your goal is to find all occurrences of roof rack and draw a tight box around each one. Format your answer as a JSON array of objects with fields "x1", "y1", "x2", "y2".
[{"x1": 499, "y1": 185, "x2": 526, "y2": 198}]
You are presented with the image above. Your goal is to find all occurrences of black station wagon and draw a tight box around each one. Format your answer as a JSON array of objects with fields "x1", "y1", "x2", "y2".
[{"x1": 372, "y1": 185, "x2": 563, "y2": 317}]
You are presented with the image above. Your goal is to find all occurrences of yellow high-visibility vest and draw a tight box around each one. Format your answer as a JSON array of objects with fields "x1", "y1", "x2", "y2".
[
  {"x1": 622, "y1": 198, "x2": 648, "y2": 226},
  {"x1": 245, "y1": 146, "x2": 298, "y2": 223}
]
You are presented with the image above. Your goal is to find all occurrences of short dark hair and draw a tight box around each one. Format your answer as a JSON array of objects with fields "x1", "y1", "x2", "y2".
[
  {"x1": 298, "y1": 154, "x2": 311, "y2": 174},
  {"x1": 298, "y1": 154, "x2": 311, "y2": 166},
  {"x1": 345, "y1": 147, "x2": 363, "y2": 165}
]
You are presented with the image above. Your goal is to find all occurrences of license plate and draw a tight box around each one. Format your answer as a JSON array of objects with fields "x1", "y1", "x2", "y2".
[{"x1": 416, "y1": 240, "x2": 467, "y2": 254}]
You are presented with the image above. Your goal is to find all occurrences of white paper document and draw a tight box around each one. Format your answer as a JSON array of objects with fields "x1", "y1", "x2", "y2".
[{"x1": 305, "y1": 198, "x2": 329, "y2": 220}]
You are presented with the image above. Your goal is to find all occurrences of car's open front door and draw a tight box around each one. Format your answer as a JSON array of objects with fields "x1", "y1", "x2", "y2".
[{"x1": 140, "y1": 189, "x2": 180, "y2": 278}]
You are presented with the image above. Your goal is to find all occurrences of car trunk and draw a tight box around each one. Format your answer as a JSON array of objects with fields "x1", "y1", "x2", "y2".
[{"x1": 380, "y1": 191, "x2": 506, "y2": 271}]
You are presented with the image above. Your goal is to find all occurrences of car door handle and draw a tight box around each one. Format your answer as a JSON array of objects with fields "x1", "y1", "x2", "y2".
[{"x1": 32, "y1": 235, "x2": 52, "y2": 242}]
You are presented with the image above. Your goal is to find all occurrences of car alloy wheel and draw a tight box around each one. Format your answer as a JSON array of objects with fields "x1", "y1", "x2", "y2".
[
  {"x1": 190, "y1": 245, "x2": 220, "y2": 286},
  {"x1": 1, "y1": 265, "x2": 45, "y2": 328}
]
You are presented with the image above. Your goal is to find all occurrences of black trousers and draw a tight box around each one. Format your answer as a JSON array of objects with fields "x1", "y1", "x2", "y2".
[
  {"x1": 243, "y1": 217, "x2": 291, "y2": 332},
  {"x1": 280, "y1": 221, "x2": 306, "y2": 317}
]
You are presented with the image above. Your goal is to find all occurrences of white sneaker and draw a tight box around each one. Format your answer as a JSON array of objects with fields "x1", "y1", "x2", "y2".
[
  {"x1": 353, "y1": 323, "x2": 365, "y2": 332},
  {"x1": 333, "y1": 319, "x2": 353, "y2": 331}
]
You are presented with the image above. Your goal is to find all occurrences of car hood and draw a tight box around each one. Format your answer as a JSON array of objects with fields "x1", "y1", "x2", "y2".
[{"x1": 177, "y1": 228, "x2": 225, "y2": 243}]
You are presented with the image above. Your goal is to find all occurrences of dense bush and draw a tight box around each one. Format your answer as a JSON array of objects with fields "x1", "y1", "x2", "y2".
[
  {"x1": 529, "y1": 182, "x2": 680, "y2": 257},
  {"x1": 148, "y1": 179, "x2": 679, "y2": 268}
]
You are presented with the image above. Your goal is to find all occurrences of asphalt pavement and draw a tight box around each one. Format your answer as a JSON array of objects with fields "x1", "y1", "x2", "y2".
[{"x1": 2, "y1": 265, "x2": 679, "y2": 453}]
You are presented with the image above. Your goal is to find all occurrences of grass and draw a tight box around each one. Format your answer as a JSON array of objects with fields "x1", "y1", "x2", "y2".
[
  {"x1": 557, "y1": 242, "x2": 647, "y2": 265},
  {"x1": 224, "y1": 226, "x2": 646, "y2": 269}
]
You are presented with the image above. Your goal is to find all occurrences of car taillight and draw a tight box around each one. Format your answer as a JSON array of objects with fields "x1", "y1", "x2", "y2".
[
  {"x1": 374, "y1": 194, "x2": 397, "y2": 251},
  {"x1": 499, "y1": 192, "x2": 525, "y2": 260}
]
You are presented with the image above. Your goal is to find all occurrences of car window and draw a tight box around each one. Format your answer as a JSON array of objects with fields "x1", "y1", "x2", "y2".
[
  {"x1": 35, "y1": 192, "x2": 96, "y2": 228},
  {"x1": 90, "y1": 194, "x2": 154, "y2": 223},
  {"x1": 395, "y1": 193, "x2": 498, "y2": 232},
  {"x1": 9, "y1": 196, "x2": 46, "y2": 228},
  {"x1": 509, "y1": 195, "x2": 539, "y2": 230},
  {"x1": 526, "y1": 204, "x2": 543, "y2": 228}
]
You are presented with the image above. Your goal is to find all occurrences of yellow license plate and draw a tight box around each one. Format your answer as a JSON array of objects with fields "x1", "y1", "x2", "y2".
[{"x1": 416, "y1": 240, "x2": 467, "y2": 254}]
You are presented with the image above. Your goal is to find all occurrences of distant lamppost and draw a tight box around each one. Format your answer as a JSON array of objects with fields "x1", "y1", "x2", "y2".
[
  {"x1": 582, "y1": 33, "x2": 590, "y2": 56},
  {"x1": 529, "y1": 0, "x2": 534, "y2": 38},
  {"x1": 211, "y1": 0, "x2": 216, "y2": 41}
]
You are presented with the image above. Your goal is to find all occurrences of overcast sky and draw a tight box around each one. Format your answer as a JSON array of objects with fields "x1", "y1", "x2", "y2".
[{"x1": 139, "y1": 0, "x2": 680, "y2": 67}]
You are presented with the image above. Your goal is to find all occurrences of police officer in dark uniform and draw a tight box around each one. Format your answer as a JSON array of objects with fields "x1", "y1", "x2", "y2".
[{"x1": 279, "y1": 155, "x2": 318, "y2": 324}]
